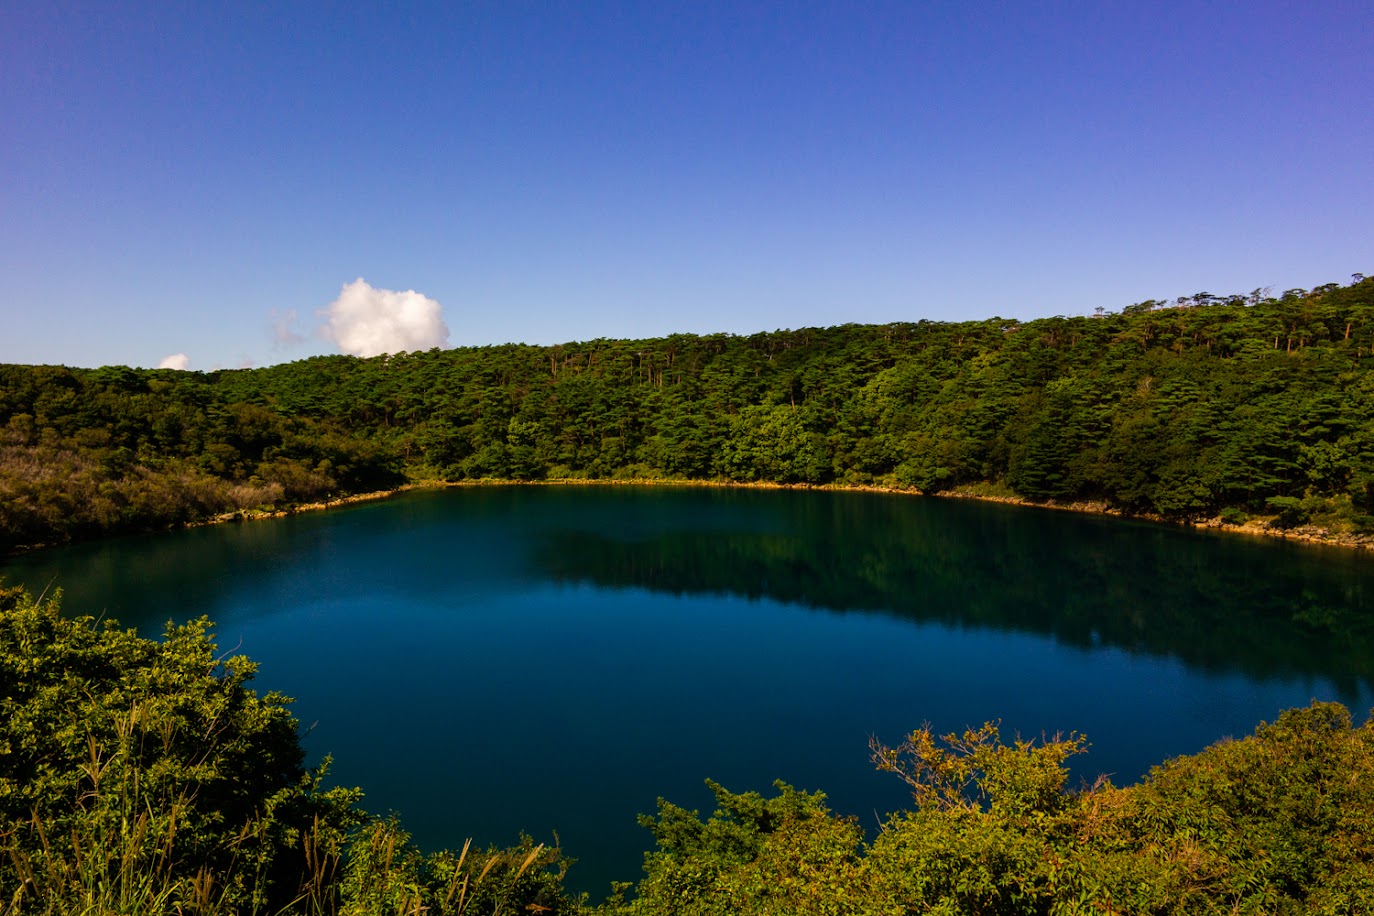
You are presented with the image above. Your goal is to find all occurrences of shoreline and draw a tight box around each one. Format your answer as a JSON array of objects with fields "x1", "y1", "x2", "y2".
[
  {"x1": 931, "y1": 488, "x2": 1374, "y2": 553},
  {"x1": 289, "y1": 476, "x2": 1374, "y2": 554},
  {"x1": 194, "y1": 484, "x2": 420, "y2": 526},
  {"x1": 7, "y1": 476, "x2": 1373, "y2": 558}
]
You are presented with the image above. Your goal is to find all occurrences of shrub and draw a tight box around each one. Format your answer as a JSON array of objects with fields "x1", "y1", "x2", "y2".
[
  {"x1": 600, "y1": 707, "x2": 1374, "y2": 915},
  {"x1": 1219, "y1": 506, "x2": 1249, "y2": 525},
  {"x1": 1265, "y1": 495, "x2": 1310, "y2": 528},
  {"x1": 0, "y1": 581, "x2": 577, "y2": 916}
]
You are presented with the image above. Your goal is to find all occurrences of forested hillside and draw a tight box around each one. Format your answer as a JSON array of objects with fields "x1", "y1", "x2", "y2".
[{"x1": 3, "y1": 277, "x2": 1372, "y2": 551}]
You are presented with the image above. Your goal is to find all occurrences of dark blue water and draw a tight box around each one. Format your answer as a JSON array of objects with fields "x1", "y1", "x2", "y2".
[{"x1": 4, "y1": 486, "x2": 1372, "y2": 897}]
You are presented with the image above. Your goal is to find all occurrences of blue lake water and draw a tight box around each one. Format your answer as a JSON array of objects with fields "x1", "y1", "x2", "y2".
[{"x1": 4, "y1": 485, "x2": 1372, "y2": 896}]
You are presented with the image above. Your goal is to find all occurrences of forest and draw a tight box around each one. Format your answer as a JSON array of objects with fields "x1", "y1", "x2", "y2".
[{"x1": 2, "y1": 276, "x2": 1373, "y2": 553}]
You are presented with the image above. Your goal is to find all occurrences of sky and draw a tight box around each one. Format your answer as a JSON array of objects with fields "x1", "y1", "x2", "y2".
[{"x1": 2, "y1": 1, "x2": 1371, "y2": 370}]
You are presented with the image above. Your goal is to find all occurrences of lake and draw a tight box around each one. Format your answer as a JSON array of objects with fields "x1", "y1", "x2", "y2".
[{"x1": 4, "y1": 485, "x2": 1372, "y2": 896}]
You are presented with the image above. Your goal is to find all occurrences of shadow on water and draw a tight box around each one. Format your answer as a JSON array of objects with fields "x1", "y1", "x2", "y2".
[{"x1": 533, "y1": 490, "x2": 1374, "y2": 699}]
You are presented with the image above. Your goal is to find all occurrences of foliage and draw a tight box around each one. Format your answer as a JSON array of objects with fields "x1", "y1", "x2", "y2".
[
  {"x1": 3, "y1": 277, "x2": 1374, "y2": 552},
  {"x1": 1266, "y1": 495, "x2": 1311, "y2": 529},
  {"x1": 601, "y1": 780, "x2": 864, "y2": 916},
  {"x1": 599, "y1": 705, "x2": 1374, "y2": 915},
  {"x1": 338, "y1": 820, "x2": 572, "y2": 916},
  {"x1": 0, "y1": 581, "x2": 577, "y2": 915},
  {"x1": 1219, "y1": 506, "x2": 1249, "y2": 525},
  {"x1": 0, "y1": 366, "x2": 402, "y2": 552}
]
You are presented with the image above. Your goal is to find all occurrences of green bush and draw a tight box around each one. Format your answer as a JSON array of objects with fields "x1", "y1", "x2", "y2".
[
  {"x1": 1219, "y1": 506, "x2": 1249, "y2": 525},
  {"x1": 598, "y1": 708, "x2": 1374, "y2": 915},
  {"x1": 1266, "y1": 495, "x2": 1311, "y2": 529},
  {"x1": 0, "y1": 581, "x2": 576, "y2": 916}
]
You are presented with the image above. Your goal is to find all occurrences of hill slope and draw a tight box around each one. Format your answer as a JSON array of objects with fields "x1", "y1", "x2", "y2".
[{"x1": 3, "y1": 277, "x2": 1372, "y2": 551}]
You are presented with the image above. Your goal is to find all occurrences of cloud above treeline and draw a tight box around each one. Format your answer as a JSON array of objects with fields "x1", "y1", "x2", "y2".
[
  {"x1": 319, "y1": 278, "x2": 450, "y2": 358},
  {"x1": 158, "y1": 353, "x2": 190, "y2": 370}
]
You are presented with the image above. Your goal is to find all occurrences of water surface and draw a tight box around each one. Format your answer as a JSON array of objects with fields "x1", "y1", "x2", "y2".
[{"x1": 5, "y1": 486, "x2": 1372, "y2": 895}]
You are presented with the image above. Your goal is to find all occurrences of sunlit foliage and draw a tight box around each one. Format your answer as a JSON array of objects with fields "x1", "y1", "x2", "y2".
[{"x1": 600, "y1": 707, "x2": 1374, "y2": 915}]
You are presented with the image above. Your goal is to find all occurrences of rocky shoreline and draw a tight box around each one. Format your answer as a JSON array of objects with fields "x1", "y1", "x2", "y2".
[
  {"x1": 233, "y1": 477, "x2": 1374, "y2": 555},
  {"x1": 935, "y1": 488, "x2": 1374, "y2": 552},
  {"x1": 10, "y1": 476, "x2": 1370, "y2": 558}
]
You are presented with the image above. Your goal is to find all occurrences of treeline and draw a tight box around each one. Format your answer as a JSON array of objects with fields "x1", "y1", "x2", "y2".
[
  {"x1": 3, "y1": 276, "x2": 1373, "y2": 551},
  {"x1": 4, "y1": 581, "x2": 1372, "y2": 914},
  {"x1": 0, "y1": 366, "x2": 401, "y2": 549}
]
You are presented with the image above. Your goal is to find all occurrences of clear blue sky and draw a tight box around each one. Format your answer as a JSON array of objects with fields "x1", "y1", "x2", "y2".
[{"x1": 3, "y1": 1, "x2": 1371, "y2": 369}]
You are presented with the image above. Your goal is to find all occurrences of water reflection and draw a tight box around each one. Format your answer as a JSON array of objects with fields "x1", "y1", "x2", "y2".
[
  {"x1": 8, "y1": 487, "x2": 1372, "y2": 699},
  {"x1": 534, "y1": 492, "x2": 1374, "y2": 695}
]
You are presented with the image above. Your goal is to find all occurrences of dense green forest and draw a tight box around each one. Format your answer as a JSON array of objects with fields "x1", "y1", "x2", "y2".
[
  {"x1": 4, "y1": 580, "x2": 1372, "y2": 914},
  {"x1": 3, "y1": 276, "x2": 1373, "y2": 552},
  {"x1": 4, "y1": 279, "x2": 1374, "y2": 910}
]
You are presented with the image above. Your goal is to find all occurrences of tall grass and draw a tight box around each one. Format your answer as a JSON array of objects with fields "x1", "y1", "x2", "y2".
[
  {"x1": 4, "y1": 790, "x2": 212, "y2": 914},
  {"x1": 3, "y1": 770, "x2": 566, "y2": 916}
]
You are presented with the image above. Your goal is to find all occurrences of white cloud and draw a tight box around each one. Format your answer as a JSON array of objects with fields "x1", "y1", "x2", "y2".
[
  {"x1": 319, "y1": 278, "x2": 450, "y2": 358},
  {"x1": 158, "y1": 353, "x2": 190, "y2": 370}
]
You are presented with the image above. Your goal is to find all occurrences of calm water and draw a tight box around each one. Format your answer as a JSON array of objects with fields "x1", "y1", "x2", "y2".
[{"x1": 5, "y1": 486, "x2": 1373, "y2": 896}]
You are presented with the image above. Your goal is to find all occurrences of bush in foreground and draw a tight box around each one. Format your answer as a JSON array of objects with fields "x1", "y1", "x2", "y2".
[
  {"x1": 602, "y1": 711, "x2": 1374, "y2": 915},
  {"x1": 0, "y1": 581, "x2": 574, "y2": 915}
]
